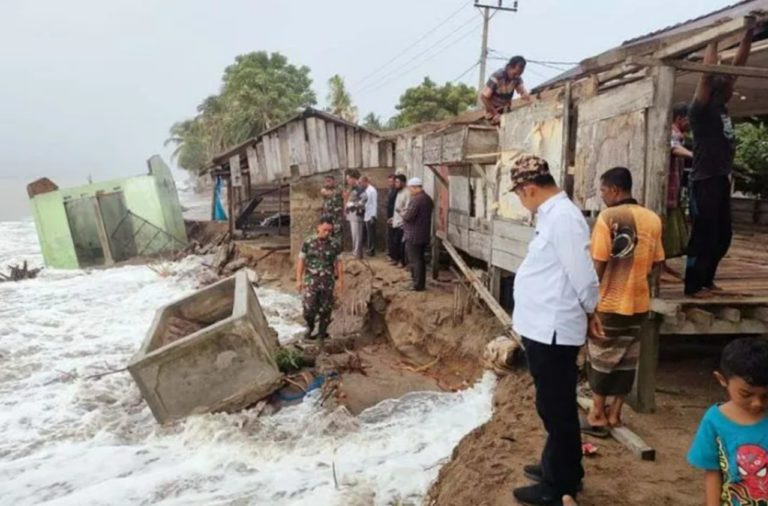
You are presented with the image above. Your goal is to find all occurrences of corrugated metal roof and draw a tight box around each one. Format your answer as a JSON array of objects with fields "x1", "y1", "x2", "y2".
[{"x1": 533, "y1": 0, "x2": 766, "y2": 91}]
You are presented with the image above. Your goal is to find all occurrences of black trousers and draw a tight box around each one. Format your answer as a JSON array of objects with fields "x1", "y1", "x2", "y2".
[
  {"x1": 364, "y1": 218, "x2": 376, "y2": 256},
  {"x1": 388, "y1": 226, "x2": 405, "y2": 265},
  {"x1": 685, "y1": 176, "x2": 732, "y2": 295},
  {"x1": 405, "y1": 241, "x2": 426, "y2": 290},
  {"x1": 523, "y1": 336, "x2": 584, "y2": 496}
]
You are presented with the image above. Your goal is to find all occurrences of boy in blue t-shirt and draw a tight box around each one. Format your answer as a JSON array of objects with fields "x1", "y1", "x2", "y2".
[{"x1": 688, "y1": 338, "x2": 768, "y2": 505}]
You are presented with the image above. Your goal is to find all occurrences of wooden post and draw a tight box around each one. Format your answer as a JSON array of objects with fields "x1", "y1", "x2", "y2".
[
  {"x1": 489, "y1": 266, "x2": 502, "y2": 301},
  {"x1": 278, "y1": 182, "x2": 283, "y2": 237},
  {"x1": 227, "y1": 176, "x2": 234, "y2": 236},
  {"x1": 559, "y1": 81, "x2": 572, "y2": 189},
  {"x1": 628, "y1": 314, "x2": 662, "y2": 413},
  {"x1": 92, "y1": 195, "x2": 115, "y2": 265},
  {"x1": 628, "y1": 65, "x2": 675, "y2": 413}
]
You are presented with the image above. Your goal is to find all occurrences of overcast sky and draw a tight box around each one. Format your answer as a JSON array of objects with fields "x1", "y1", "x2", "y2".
[{"x1": 0, "y1": 0, "x2": 731, "y2": 186}]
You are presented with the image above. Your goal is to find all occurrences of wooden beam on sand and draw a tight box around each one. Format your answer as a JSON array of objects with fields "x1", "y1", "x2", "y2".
[
  {"x1": 442, "y1": 240, "x2": 522, "y2": 348},
  {"x1": 577, "y1": 396, "x2": 656, "y2": 461},
  {"x1": 629, "y1": 56, "x2": 768, "y2": 80}
]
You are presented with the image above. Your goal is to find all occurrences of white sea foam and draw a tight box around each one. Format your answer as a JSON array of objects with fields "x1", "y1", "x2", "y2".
[{"x1": 0, "y1": 218, "x2": 495, "y2": 506}]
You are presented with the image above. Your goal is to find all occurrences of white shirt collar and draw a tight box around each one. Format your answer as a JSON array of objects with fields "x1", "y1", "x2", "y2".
[{"x1": 537, "y1": 191, "x2": 567, "y2": 216}]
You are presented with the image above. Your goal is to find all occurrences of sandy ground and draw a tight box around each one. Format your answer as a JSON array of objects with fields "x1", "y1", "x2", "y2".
[{"x1": 426, "y1": 348, "x2": 725, "y2": 506}]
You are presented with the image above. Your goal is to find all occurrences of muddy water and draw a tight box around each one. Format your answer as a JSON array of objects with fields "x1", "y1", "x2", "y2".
[{"x1": 0, "y1": 216, "x2": 495, "y2": 505}]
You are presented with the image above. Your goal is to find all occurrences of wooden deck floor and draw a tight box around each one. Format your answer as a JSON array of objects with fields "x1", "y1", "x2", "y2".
[{"x1": 660, "y1": 226, "x2": 768, "y2": 300}]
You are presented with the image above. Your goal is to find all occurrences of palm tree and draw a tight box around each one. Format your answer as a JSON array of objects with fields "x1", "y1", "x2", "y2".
[{"x1": 326, "y1": 74, "x2": 357, "y2": 122}]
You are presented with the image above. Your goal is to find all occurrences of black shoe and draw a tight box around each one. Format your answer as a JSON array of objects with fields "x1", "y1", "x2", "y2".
[
  {"x1": 523, "y1": 465, "x2": 583, "y2": 492},
  {"x1": 523, "y1": 464, "x2": 544, "y2": 483},
  {"x1": 512, "y1": 483, "x2": 562, "y2": 506},
  {"x1": 304, "y1": 327, "x2": 316, "y2": 340},
  {"x1": 408, "y1": 287, "x2": 425, "y2": 292}
]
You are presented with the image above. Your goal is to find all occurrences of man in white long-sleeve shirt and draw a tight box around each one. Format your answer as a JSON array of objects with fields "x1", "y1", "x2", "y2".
[
  {"x1": 509, "y1": 155, "x2": 602, "y2": 506},
  {"x1": 361, "y1": 176, "x2": 378, "y2": 256}
]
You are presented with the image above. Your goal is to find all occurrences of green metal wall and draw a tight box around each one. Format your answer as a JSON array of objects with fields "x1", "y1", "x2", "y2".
[{"x1": 29, "y1": 156, "x2": 187, "y2": 269}]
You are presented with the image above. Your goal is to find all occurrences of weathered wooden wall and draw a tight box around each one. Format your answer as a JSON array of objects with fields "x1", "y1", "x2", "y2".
[
  {"x1": 497, "y1": 99, "x2": 566, "y2": 221},
  {"x1": 574, "y1": 78, "x2": 655, "y2": 211}
]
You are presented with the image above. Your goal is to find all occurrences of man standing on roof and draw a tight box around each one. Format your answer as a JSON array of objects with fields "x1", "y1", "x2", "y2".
[
  {"x1": 481, "y1": 55, "x2": 530, "y2": 125},
  {"x1": 685, "y1": 22, "x2": 757, "y2": 298}
]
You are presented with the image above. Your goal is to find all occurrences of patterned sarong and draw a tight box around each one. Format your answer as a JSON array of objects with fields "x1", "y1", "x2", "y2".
[{"x1": 587, "y1": 312, "x2": 647, "y2": 396}]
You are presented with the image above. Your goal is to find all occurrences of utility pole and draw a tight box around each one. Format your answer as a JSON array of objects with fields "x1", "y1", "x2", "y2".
[{"x1": 475, "y1": 0, "x2": 518, "y2": 103}]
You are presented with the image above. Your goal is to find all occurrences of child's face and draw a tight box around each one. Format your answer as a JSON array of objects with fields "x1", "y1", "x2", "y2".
[{"x1": 717, "y1": 373, "x2": 768, "y2": 416}]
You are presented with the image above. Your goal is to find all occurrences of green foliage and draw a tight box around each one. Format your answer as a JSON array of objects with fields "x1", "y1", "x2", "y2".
[
  {"x1": 734, "y1": 122, "x2": 768, "y2": 198},
  {"x1": 276, "y1": 347, "x2": 305, "y2": 373},
  {"x1": 326, "y1": 74, "x2": 357, "y2": 122},
  {"x1": 388, "y1": 77, "x2": 477, "y2": 129},
  {"x1": 361, "y1": 112, "x2": 384, "y2": 130},
  {"x1": 167, "y1": 51, "x2": 316, "y2": 175}
]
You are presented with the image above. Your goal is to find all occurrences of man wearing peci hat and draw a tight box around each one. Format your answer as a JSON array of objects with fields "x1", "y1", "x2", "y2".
[
  {"x1": 509, "y1": 155, "x2": 601, "y2": 505},
  {"x1": 399, "y1": 177, "x2": 433, "y2": 291}
]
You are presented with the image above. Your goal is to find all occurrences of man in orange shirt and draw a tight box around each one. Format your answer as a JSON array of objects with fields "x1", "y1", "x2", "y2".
[{"x1": 588, "y1": 167, "x2": 665, "y2": 428}]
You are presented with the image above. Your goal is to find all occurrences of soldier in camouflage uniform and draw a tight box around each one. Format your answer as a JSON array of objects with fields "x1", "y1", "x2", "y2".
[
  {"x1": 320, "y1": 175, "x2": 344, "y2": 251},
  {"x1": 296, "y1": 216, "x2": 344, "y2": 340}
]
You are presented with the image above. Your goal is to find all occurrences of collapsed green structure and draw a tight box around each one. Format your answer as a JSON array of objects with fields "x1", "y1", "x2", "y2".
[{"x1": 28, "y1": 155, "x2": 187, "y2": 269}]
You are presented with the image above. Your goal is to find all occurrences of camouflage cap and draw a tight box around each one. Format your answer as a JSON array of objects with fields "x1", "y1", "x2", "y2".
[{"x1": 509, "y1": 155, "x2": 551, "y2": 191}]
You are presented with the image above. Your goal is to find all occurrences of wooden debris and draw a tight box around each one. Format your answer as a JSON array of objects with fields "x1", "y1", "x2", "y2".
[
  {"x1": 577, "y1": 396, "x2": 656, "y2": 461},
  {"x1": 0, "y1": 261, "x2": 41, "y2": 282}
]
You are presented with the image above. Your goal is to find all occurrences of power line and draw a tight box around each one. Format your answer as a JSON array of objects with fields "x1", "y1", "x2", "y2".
[
  {"x1": 355, "y1": 18, "x2": 482, "y2": 96},
  {"x1": 351, "y1": 0, "x2": 470, "y2": 88},
  {"x1": 452, "y1": 61, "x2": 480, "y2": 83}
]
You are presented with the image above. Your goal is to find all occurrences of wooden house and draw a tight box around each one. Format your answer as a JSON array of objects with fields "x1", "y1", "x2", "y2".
[
  {"x1": 393, "y1": 1, "x2": 768, "y2": 411},
  {"x1": 209, "y1": 108, "x2": 395, "y2": 257}
]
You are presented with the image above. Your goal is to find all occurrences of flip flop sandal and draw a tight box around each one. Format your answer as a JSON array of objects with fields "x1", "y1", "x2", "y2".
[{"x1": 579, "y1": 412, "x2": 610, "y2": 438}]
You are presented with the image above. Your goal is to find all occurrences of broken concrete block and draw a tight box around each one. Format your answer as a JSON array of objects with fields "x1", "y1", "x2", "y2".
[{"x1": 128, "y1": 270, "x2": 282, "y2": 424}]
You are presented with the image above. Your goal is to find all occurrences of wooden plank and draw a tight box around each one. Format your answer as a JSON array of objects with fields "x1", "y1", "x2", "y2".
[
  {"x1": 578, "y1": 78, "x2": 654, "y2": 125},
  {"x1": 493, "y1": 218, "x2": 535, "y2": 242},
  {"x1": 577, "y1": 396, "x2": 656, "y2": 461},
  {"x1": 305, "y1": 118, "x2": 321, "y2": 173},
  {"x1": 466, "y1": 126, "x2": 499, "y2": 159},
  {"x1": 491, "y1": 248, "x2": 523, "y2": 272},
  {"x1": 346, "y1": 127, "x2": 358, "y2": 169},
  {"x1": 468, "y1": 230, "x2": 491, "y2": 261},
  {"x1": 423, "y1": 134, "x2": 442, "y2": 165},
  {"x1": 326, "y1": 122, "x2": 339, "y2": 169},
  {"x1": 354, "y1": 131, "x2": 363, "y2": 169},
  {"x1": 316, "y1": 119, "x2": 331, "y2": 171},
  {"x1": 369, "y1": 137, "x2": 380, "y2": 167},
  {"x1": 443, "y1": 240, "x2": 522, "y2": 347},
  {"x1": 448, "y1": 209, "x2": 469, "y2": 228},
  {"x1": 287, "y1": 120, "x2": 310, "y2": 176},
  {"x1": 229, "y1": 155, "x2": 243, "y2": 187},
  {"x1": 335, "y1": 125, "x2": 348, "y2": 169},
  {"x1": 654, "y1": 295, "x2": 768, "y2": 307},
  {"x1": 644, "y1": 66, "x2": 676, "y2": 215},
  {"x1": 492, "y1": 235, "x2": 529, "y2": 259},
  {"x1": 441, "y1": 128, "x2": 467, "y2": 164},
  {"x1": 630, "y1": 56, "x2": 768, "y2": 80},
  {"x1": 449, "y1": 175, "x2": 471, "y2": 213},
  {"x1": 256, "y1": 142, "x2": 267, "y2": 184},
  {"x1": 278, "y1": 127, "x2": 291, "y2": 178},
  {"x1": 652, "y1": 16, "x2": 752, "y2": 60},
  {"x1": 361, "y1": 133, "x2": 371, "y2": 167},
  {"x1": 246, "y1": 145, "x2": 259, "y2": 183}
]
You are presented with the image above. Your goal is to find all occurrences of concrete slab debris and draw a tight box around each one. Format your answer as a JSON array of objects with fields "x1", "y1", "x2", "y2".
[{"x1": 128, "y1": 270, "x2": 282, "y2": 424}]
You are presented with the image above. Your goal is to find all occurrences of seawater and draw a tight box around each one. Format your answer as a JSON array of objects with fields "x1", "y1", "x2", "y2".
[{"x1": 0, "y1": 207, "x2": 495, "y2": 506}]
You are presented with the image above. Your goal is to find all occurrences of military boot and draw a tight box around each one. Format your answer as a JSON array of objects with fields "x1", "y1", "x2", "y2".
[{"x1": 304, "y1": 320, "x2": 316, "y2": 340}]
